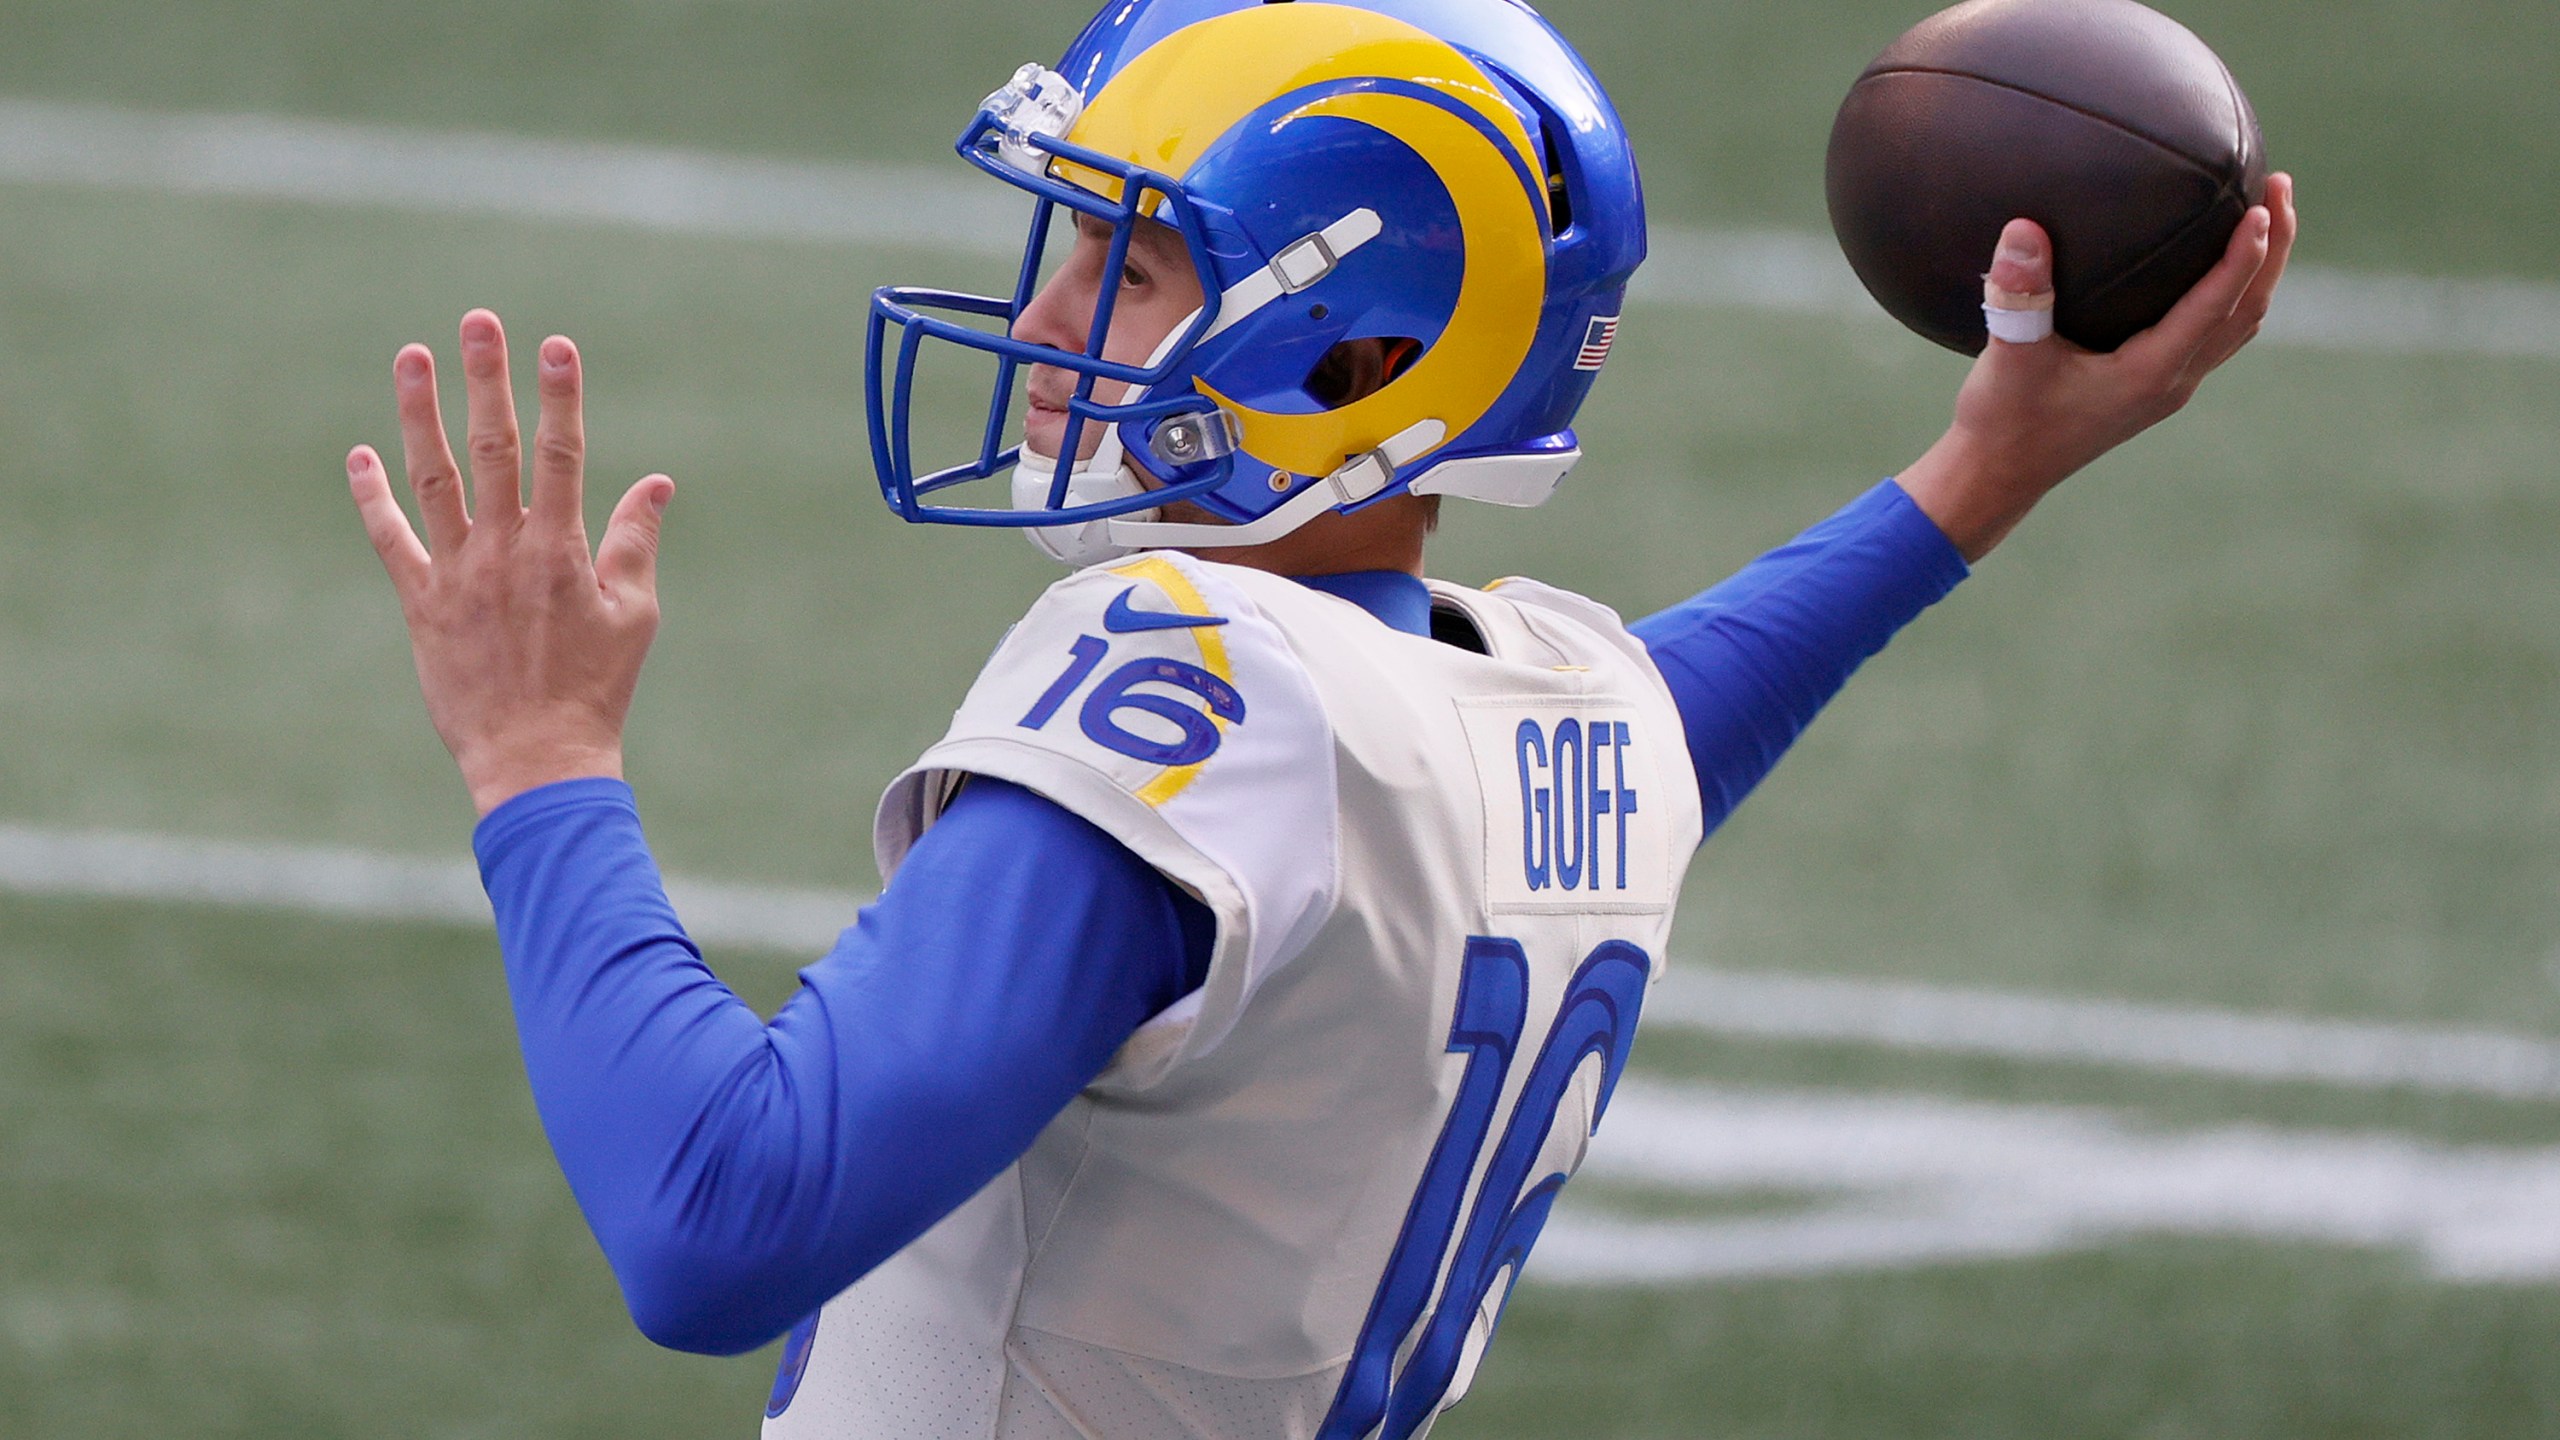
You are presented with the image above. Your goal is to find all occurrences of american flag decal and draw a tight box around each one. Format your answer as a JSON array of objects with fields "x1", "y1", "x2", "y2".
[{"x1": 1574, "y1": 314, "x2": 1620, "y2": 371}]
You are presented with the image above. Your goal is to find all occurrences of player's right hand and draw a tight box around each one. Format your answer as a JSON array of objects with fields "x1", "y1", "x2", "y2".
[
  {"x1": 346, "y1": 309, "x2": 674, "y2": 816},
  {"x1": 1896, "y1": 171, "x2": 2297, "y2": 561}
]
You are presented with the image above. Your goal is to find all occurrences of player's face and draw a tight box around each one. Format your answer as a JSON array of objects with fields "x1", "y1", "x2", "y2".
[{"x1": 1012, "y1": 212, "x2": 1206, "y2": 462}]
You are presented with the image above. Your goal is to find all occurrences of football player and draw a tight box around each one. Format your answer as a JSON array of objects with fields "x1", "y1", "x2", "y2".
[{"x1": 345, "y1": 0, "x2": 2295, "y2": 1435}]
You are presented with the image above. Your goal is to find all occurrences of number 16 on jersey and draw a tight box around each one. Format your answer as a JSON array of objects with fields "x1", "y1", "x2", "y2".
[{"x1": 1319, "y1": 935, "x2": 1650, "y2": 1440}]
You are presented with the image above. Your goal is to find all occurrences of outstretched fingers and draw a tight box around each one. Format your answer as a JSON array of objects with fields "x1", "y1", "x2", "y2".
[
  {"x1": 458, "y1": 309, "x2": 524, "y2": 523},
  {"x1": 595, "y1": 475, "x2": 675, "y2": 608},
  {"x1": 529, "y1": 336, "x2": 587, "y2": 533},
  {"x1": 393, "y1": 344, "x2": 470, "y2": 555},
  {"x1": 347, "y1": 445, "x2": 430, "y2": 597}
]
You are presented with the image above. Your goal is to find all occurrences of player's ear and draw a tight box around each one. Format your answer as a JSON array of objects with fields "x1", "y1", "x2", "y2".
[{"x1": 1306, "y1": 337, "x2": 1413, "y2": 408}]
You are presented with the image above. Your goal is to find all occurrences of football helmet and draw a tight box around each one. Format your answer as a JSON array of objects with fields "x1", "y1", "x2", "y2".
[{"x1": 866, "y1": 0, "x2": 1645, "y2": 564}]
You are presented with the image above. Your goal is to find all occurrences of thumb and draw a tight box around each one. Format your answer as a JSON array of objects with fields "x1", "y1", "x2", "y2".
[
  {"x1": 596, "y1": 475, "x2": 673, "y2": 602},
  {"x1": 1987, "y1": 219, "x2": 2052, "y2": 296},
  {"x1": 1983, "y1": 219, "x2": 2056, "y2": 347}
]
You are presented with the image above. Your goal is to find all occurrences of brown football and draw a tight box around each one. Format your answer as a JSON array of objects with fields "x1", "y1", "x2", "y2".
[{"x1": 1825, "y1": 0, "x2": 2266, "y2": 354}]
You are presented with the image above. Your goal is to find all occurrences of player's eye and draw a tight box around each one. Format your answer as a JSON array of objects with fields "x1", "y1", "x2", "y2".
[{"x1": 1119, "y1": 261, "x2": 1149, "y2": 291}]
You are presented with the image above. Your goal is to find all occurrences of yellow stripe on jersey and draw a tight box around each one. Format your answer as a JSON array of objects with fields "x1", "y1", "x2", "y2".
[{"x1": 1109, "y1": 555, "x2": 1234, "y2": 808}]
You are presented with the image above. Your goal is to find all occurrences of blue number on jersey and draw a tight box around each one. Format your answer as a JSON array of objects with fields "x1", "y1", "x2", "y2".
[
  {"x1": 1318, "y1": 936, "x2": 1651, "y2": 1440},
  {"x1": 1020, "y1": 635, "x2": 1246, "y2": 769},
  {"x1": 766, "y1": 1308, "x2": 821, "y2": 1418}
]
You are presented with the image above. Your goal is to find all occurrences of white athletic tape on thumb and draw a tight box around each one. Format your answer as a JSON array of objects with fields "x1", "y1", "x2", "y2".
[
  {"x1": 1983, "y1": 276, "x2": 2055, "y2": 345},
  {"x1": 1984, "y1": 304, "x2": 2055, "y2": 344}
]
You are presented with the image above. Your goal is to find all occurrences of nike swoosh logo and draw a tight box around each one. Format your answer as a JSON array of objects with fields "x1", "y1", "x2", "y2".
[{"x1": 1103, "y1": 586, "x2": 1229, "y2": 634}]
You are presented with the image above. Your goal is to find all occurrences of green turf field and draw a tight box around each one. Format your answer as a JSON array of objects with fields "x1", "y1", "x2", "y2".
[{"x1": 1, "y1": 1, "x2": 2557, "y2": 1435}]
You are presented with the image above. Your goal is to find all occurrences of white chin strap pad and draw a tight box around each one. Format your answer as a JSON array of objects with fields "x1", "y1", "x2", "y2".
[
  {"x1": 1010, "y1": 315, "x2": 1211, "y2": 567},
  {"x1": 1011, "y1": 427, "x2": 1158, "y2": 568}
]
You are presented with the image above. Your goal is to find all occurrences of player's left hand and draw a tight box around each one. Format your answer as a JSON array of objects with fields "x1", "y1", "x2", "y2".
[
  {"x1": 1898, "y1": 170, "x2": 2297, "y2": 561},
  {"x1": 347, "y1": 309, "x2": 674, "y2": 816}
]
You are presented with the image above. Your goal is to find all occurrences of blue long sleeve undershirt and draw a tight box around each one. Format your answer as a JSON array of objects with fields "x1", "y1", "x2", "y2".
[
  {"x1": 1632, "y1": 478, "x2": 1969, "y2": 832},
  {"x1": 477, "y1": 774, "x2": 1213, "y2": 1355},
  {"x1": 471, "y1": 476, "x2": 1965, "y2": 1355}
]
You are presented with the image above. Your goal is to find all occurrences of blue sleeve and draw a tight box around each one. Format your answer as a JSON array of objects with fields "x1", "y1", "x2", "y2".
[
  {"x1": 1631, "y1": 479, "x2": 1969, "y2": 837},
  {"x1": 472, "y1": 774, "x2": 1213, "y2": 1357}
]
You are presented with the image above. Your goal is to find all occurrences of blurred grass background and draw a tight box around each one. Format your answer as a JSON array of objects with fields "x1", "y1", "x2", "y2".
[{"x1": 0, "y1": 0, "x2": 2555, "y2": 1434}]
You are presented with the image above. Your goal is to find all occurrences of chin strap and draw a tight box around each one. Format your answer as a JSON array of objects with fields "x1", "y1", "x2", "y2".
[
  {"x1": 1011, "y1": 428, "x2": 1157, "y2": 567},
  {"x1": 1105, "y1": 418, "x2": 1446, "y2": 551},
  {"x1": 1009, "y1": 311, "x2": 1210, "y2": 567}
]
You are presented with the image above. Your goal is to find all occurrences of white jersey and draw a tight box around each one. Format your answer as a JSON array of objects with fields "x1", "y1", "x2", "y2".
[{"x1": 766, "y1": 552, "x2": 1702, "y2": 1439}]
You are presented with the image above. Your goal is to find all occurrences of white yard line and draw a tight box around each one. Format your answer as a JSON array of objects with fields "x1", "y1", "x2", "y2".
[
  {"x1": 3, "y1": 819, "x2": 2558, "y2": 1101},
  {"x1": 0, "y1": 821, "x2": 853, "y2": 956},
  {"x1": 9, "y1": 817, "x2": 2557, "y2": 1285},
  {"x1": 1645, "y1": 968, "x2": 2560, "y2": 1103},
  {"x1": 2, "y1": 98, "x2": 2555, "y2": 361},
  {"x1": 1540, "y1": 1078, "x2": 2560, "y2": 1285},
  {"x1": 0, "y1": 99, "x2": 1024, "y2": 251}
]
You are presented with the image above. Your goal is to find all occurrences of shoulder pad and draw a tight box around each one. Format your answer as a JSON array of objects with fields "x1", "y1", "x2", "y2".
[
  {"x1": 1473, "y1": 575, "x2": 1658, "y2": 674},
  {"x1": 876, "y1": 553, "x2": 1340, "y2": 1077},
  {"x1": 948, "y1": 554, "x2": 1329, "y2": 809}
]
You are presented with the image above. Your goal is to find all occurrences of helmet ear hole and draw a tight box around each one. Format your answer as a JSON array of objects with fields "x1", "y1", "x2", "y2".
[
  {"x1": 1539, "y1": 122, "x2": 1574, "y2": 234},
  {"x1": 1304, "y1": 337, "x2": 1420, "y2": 409},
  {"x1": 1484, "y1": 60, "x2": 1582, "y2": 241}
]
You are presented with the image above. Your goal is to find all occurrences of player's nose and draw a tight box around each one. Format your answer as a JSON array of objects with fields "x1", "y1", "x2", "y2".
[{"x1": 1011, "y1": 266, "x2": 1089, "y2": 354}]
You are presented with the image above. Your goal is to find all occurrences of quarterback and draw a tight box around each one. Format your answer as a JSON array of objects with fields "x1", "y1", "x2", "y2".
[{"x1": 345, "y1": 0, "x2": 2295, "y2": 1434}]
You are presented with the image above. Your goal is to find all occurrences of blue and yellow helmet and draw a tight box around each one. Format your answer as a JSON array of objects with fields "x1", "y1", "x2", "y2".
[{"x1": 866, "y1": 0, "x2": 1645, "y2": 564}]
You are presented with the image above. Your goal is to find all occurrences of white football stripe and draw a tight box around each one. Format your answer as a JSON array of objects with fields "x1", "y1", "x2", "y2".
[
  {"x1": 0, "y1": 821, "x2": 855, "y2": 956},
  {"x1": 1645, "y1": 967, "x2": 2560, "y2": 1102},
  {"x1": 0, "y1": 98, "x2": 2554, "y2": 360},
  {"x1": 0, "y1": 98, "x2": 1024, "y2": 249},
  {"x1": 0, "y1": 820, "x2": 2557, "y2": 1101},
  {"x1": 1538, "y1": 1079, "x2": 2560, "y2": 1285},
  {"x1": 12, "y1": 818, "x2": 2560, "y2": 1285}
]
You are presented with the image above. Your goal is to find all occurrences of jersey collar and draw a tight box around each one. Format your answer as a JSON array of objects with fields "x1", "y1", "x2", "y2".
[{"x1": 1290, "y1": 570, "x2": 1432, "y2": 637}]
